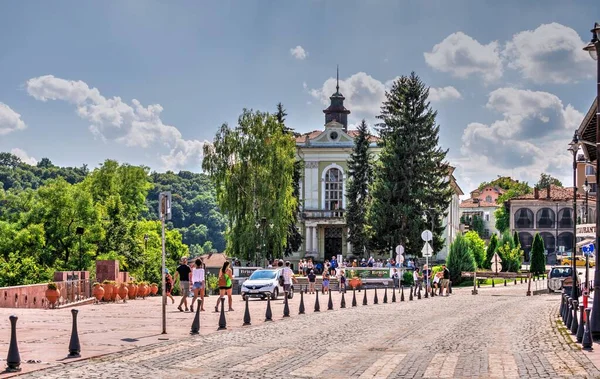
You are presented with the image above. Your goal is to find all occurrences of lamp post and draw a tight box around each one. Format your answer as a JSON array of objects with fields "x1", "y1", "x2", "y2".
[
  {"x1": 75, "y1": 227, "x2": 84, "y2": 272},
  {"x1": 584, "y1": 180, "x2": 591, "y2": 309},
  {"x1": 568, "y1": 131, "x2": 579, "y2": 301},
  {"x1": 584, "y1": 21, "x2": 600, "y2": 338}
]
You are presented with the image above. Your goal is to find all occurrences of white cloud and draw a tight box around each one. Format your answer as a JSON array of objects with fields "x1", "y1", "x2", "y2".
[
  {"x1": 10, "y1": 148, "x2": 37, "y2": 165},
  {"x1": 459, "y1": 87, "x2": 583, "y2": 188},
  {"x1": 503, "y1": 23, "x2": 594, "y2": 84},
  {"x1": 26, "y1": 75, "x2": 207, "y2": 170},
  {"x1": 424, "y1": 32, "x2": 503, "y2": 83},
  {"x1": 0, "y1": 103, "x2": 26, "y2": 135},
  {"x1": 290, "y1": 45, "x2": 308, "y2": 60},
  {"x1": 429, "y1": 86, "x2": 462, "y2": 102}
]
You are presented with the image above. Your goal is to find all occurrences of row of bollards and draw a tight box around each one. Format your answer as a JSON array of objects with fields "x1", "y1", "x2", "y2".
[
  {"x1": 5, "y1": 309, "x2": 82, "y2": 372},
  {"x1": 560, "y1": 293, "x2": 593, "y2": 350}
]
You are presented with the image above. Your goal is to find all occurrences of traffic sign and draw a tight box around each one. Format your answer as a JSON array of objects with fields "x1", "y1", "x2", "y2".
[
  {"x1": 396, "y1": 245, "x2": 404, "y2": 255},
  {"x1": 490, "y1": 252, "x2": 502, "y2": 273},
  {"x1": 583, "y1": 243, "x2": 595, "y2": 256},
  {"x1": 421, "y1": 242, "x2": 433, "y2": 257},
  {"x1": 421, "y1": 230, "x2": 433, "y2": 242},
  {"x1": 490, "y1": 252, "x2": 502, "y2": 263}
]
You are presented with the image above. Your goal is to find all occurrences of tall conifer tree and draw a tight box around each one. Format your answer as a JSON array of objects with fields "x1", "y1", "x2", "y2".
[
  {"x1": 369, "y1": 73, "x2": 453, "y2": 256},
  {"x1": 346, "y1": 120, "x2": 372, "y2": 257}
]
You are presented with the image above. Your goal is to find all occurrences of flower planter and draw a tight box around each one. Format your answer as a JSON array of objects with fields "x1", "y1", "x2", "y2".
[
  {"x1": 102, "y1": 283, "x2": 114, "y2": 302},
  {"x1": 127, "y1": 283, "x2": 137, "y2": 299},
  {"x1": 110, "y1": 286, "x2": 118, "y2": 301},
  {"x1": 150, "y1": 284, "x2": 158, "y2": 296},
  {"x1": 93, "y1": 284, "x2": 105, "y2": 302},
  {"x1": 349, "y1": 277, "x2": 362, "y2": 290},
  {"x1": 118, "y1": 284, "x2": 129, "y2": 301},
  {"x1": 45, "y1": 288, "x2": 60, "y2": 308}
]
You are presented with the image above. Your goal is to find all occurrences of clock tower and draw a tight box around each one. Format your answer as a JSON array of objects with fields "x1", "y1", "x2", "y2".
[{"x1": 323, "y1": 66, "x2": 351, "y2": 132}]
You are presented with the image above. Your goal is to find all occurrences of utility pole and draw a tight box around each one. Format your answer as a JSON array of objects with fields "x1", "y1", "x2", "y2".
[{"x1": 159, "y1": 192, "x2": 172, "y2": 335}]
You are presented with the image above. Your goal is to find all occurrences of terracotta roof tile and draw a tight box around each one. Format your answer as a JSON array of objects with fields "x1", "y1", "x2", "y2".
[
  {"x1": 511, "y1": 185, "x2": 595, "y2": 202},
  {"x1": 460, "y1": 199, "x2": 499, "y2": 208},
  {"x1": 347, "y1": 130, "x2": 380, "y2": 142}
]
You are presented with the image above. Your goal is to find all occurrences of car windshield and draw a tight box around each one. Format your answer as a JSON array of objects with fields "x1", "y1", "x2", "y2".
[
  {"x1": 551, "y1": 267, "x2": 572, "y2": 277},
  {"x1": 249, "y1": 270, "x2": 277, "y2": 280}
]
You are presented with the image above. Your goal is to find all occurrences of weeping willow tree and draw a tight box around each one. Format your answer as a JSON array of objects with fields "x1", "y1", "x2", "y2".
[{"x1": 202, "y1": 109, "x2": 297, "y2": 261}]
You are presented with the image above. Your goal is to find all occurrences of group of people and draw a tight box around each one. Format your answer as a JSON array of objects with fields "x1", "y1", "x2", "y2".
[
  {"x1": 164, "y1": 257, "x2": 236, "y2": 314},
  {"x1": 412, "y1": 264, "x2": 451, "y2": 296}
]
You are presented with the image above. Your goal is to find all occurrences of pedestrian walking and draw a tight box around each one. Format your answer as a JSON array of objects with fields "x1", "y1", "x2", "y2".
[
  {"x1": 413, "y1": 268, "x2": 422, "y2": 296},
  {"x1": 174, "y1": 257, "x2": 191, "y2": 312},
  {"x1": 283, "y1": 261, "x2": 297, "y2": 299},
  {"x1": 308, "y1": 269, "x2": 317, "y2": 294},
  {"x1": 322, "y1": 269, "x2": 330, "y2": 294},
  {"x1": 190, "y1": 258, "x2": 206, "y2": 312},
  {"x1": 338, "y1": 268, "x2": 346, "y2": 292},
  {"x1": 392, "y1": 268, "x2": 400, "y2": 289},
  {"x1": 164, "y1": 269, "x2": 175, "y2": 304},
  {"x1": 215, "y1": 261, "x2": 234, "y2": 312},
  {"x1": 441, "y1": 264, "x2": 450, "y2": 296}
]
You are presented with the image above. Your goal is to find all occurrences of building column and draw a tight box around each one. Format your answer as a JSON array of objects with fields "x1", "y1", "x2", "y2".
[
  {"x1": 305, "y1": 226, "x2": 312, "y2": 253},
  {"x1": 312, "y1": 226, "x2": 318, "y2": 256}
]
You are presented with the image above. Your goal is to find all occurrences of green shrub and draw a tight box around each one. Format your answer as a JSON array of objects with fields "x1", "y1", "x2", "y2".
[
  {"x1": 464, "y1": 231, "x2": 486, "y2": 269},
  {"x1": 47, "y1": 282, "x2": 58, "y2": 290},
  {"x1": 530, "y1": 233, "x2": 546, "y2": 275},
  {"x1": 431, "y1": 265, "x2": 444, "y2": 276},
  {"x1": 206, "y1": 273, "x2": 219, "y2": 294},
  {"x1": 496, "y1": 242, "x2": 523, "y2": 273},
  {"x1": 484, "y1": 234, "x2": 499, "y2": 269},
  {"x1": 401, "y1": 271, "x2": 414, "y2": 286},
  {"x1": 446, "y1": 234, "x2": 476, "y2": 285}
]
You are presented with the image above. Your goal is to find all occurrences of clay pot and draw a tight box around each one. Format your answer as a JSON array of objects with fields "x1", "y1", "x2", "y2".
[
  {"x1": 118, "y1": 284, "x2": 129, "y2": 301},
  {"x1": 111, "y1": 286, "x2": 118, "y2": 301},
  {"x1": 349, "y1": 277, "x2": 362, "y2": 290},
  {"x1": 103, "y1": 283, "x2": 114, "y2": 301},
  {"x1": 145, "y1": 285, "x2": 151, "y2": 296},
  {"x1": 150, "y1": 284, "x2": 158, "y2": 296},
  {"x1": 138, "y1": 285, "x2": 147, "y2": 299},
  {"x1": 45, "y1": 289, "x2": 60, "y2": 307},
  {"x1": 127, "y1": 283, "x2": 137, "y2": 299},
  {"x1": 93, "y1": 284, "x2": 105, "y2": 301}
]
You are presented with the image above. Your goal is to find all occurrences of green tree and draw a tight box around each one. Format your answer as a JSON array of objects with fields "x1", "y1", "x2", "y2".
[
  {"x1": 513, "y1": 231, "x2": 520, "y2": 248},
  {"x1": 484, "y1": 234, "x2": 499, "y2": 269},
  {"x1": 463, "y1": 231, "x2": 486, "y2": 269},
  {"x1": 445, "y1": 234, "x2": 476, "y2": 285},
  {"x1": 470, "y1": 215, "x2": 485, "y2": 238},
  {"x1": 496, "y1": 242, "x2": 523, "y2": 273},
  {"x1": 346, "y1": 120, "x2": 372, "y2": 257},
  {"x1": 369, "y1": 73, "x2": 453, "y2": 256},
  {"x1": 493, "y1": 181, "x2": 531, "y2": 233},
  {"x1": 202, "y1": 109, "x2": 297, "y2": 261},
  {"x1": 535, "y1": 173, "x2": 563, "y2": 189},
  {"x1": 530, "y1": 233, "x2": 546, "y2": 276}
]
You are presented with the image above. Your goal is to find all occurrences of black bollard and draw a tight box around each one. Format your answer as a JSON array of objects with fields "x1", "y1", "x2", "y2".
[
  {"x1": 243, "y1": 297, "x2": 251, "y2": 326},
  {"x1": 383, "y1": 288, "x2": 388, "y2": 304},
  {"x1": 401, "y1": 286, "x2": 405, "y2": 302},
  {"x1": 583, "y1": 308, "x2": 593, "y2": 350},
  {"x1": 409, "y1": 287, "x2": 413, "y2": 301},
  {"x1": 299, "y1": 289, "x2": 306, "y2": 314},
  {"x1": 217, "y1": 297, "x2": 227, "y2": 330},
  {"x1": 341, "y1": 291, "x2": 346, "y2": 308},
  {"x1": 520, "y1": 277, "x2": 523, "y2": 284},
  {"x1": 327, "y1": 290, "x2": 333, "y2": 310},
  {"x1": 417, "y1": 287, "x2": 422, "y2": 300},
  {"x1": 571, "y1": 300, "x2": 579, "y2": 335},
  {"x1": 431, "y1": 287, "x2": 435, "y2": 297},
  {"x1": 192, "y1": 299, "x2": 202, "y2": 333},
  {"x1": 566, "y1": 300, "x2": 573, "y2": 329},
  {"x1": 559, "y1": 294, "x2": 565, "y2": 318},
  {"x1": 6, "y1": 315, "x2": 21, "y2": 373},
  {"x1": 374, "y1": 288, "x2": 379, "y2": 304},
  {"x1": 363, "y1": 288, "x2": 368, "y2": 305},
  {"x1": 283, "y1": 291, "x2": 290, "y2": 317},
  {"x1": 477, "y1": 280, "x2": 480, "y2": 289},
  {"x1": 449, "y1": 281, "x2": 453, "y2": 294},
  {"x1": 514, "y1": 278, "x2": 517, "y2": 285},
  {"x1": 304, "y1": 285, "x2": 308, "y2": 295},
  {"x1": 392, "y1": 287, "x2": 396, "y2": 303},
  {"x1": 492, "y1": 279, "x2": 495, "y2": 288},
  {"x1": 352, "y1": 288, "x2": 357, "y2": 307},
  {"x1": 314, "y1": 290, "x2": 321, "y2": 312},
  {"x1": 562, "y1": 295, "x2": 568, "y2": 322},
  {"x1": 424, "y1": 286, "x2": 429, "y2": 299},
  {"x1": 577, "y1": 304, "x2": 585, "y2": 343},
  {"x1": 68, "y1": 309, "x2": 81, "y2": 358},
  {"x1": 504, "y1": 279, "x2": 507, "y2": 286},
  {"x1": 265, "y1": 296, "x2": 273, "y2": 321}
]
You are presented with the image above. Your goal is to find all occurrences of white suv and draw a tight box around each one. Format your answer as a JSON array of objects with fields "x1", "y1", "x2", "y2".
[{"x1": 241, "y1": 268, "x2": 294, "y2": 301}]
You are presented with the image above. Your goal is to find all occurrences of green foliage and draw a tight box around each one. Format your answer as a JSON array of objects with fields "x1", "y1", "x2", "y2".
[
  {"x1": 463, "y1": 231, "x2": 486, "y2": 269},
  {"x1": 530, "y1": 233, "x2": 546, "y2": 275},
  {"x1": 47, "y1": 282, "x2": 57, "y2": 290},
  {"x1": 202, "y1": 109, "x2": 298, "y2": 261},
  {"x1": 401, "y1": 271, "x2": 414, "y2": 286},
  {"x1": 535, "y1": 173, "x2": 562, "y2": 189},
  {"x1": 369, "y1": 73, "x2": 453, "y2": 256},
  {"x1": 496, "y1": 242, "x2": 523, "y2": 273},
  {"x1": 513, "y1": 231, "x2": 520, "y2": 248},
  {"x1": 494, "y1": 206, "x2": 510, "y2": 234},
  {"x1": 462, "y1": 215, "x2": 485, "y2": 238},
  {"x1": 346, "y1": 119, "x2": 373, "y2": 257},
  {"x1": 484, "y1": 234, "x2": 499, "y2": 269},
  {"x1": 0, "y1": 253, "x2": 53, "y2": 287},
  {"x1": 206, "y1": 273, "x2": 219, "y2": 294},
  {"x1": 478, "y1": 176, "x2": 531, "y2": 193},
  {"x1": 446, "y1": 234, "x2": 476, "y2": 285},
  {"x1": 493, "y1": 181, "x2": 531, "y2": 234}
]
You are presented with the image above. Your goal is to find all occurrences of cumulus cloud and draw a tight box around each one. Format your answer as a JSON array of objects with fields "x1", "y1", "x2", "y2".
[
  {"x1": 503, "y1": 23, "x2": 594, "y2": 84},
  {"x1": 459, "y1": 88, "x2": 583, "y2": 186},
  {"x1": 424, "y1": 32, "x2": 503, "y2": 83},
  {"x1": 429, "y1": 86, "x2": 462, "y2": 102},
  {"x1": 10, "y1": 148, "x2": 37, "y2": 165},
  {"x1": 0, "y1": 103, "x2": 26, "y2": 135},
  {"x1": 26, "y1": 75, "x2": 207, "y2": 170},
  {"x1": 290, "y1": 45, "x2": 308, "y2": 60}
]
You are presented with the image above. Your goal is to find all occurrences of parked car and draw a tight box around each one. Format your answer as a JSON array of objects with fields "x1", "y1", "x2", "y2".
[
  {"x1": 547, "y1": 265, "x2": 580, "y2": 293},
  {"x1": 560, "y1": 254, "x2": 595, "y2": 268},
  {"x1": 241, "y1": 268, "x2": 294, "y2": 301}
]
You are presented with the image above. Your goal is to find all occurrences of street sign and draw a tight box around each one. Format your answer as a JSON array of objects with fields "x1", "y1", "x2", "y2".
[
  {"x1": 490, "y1": 252, "x2": 502, "y2": 274},
  {"x1": 490, "y1": 252, "x2": 502, "y2": 263},
  {"x1": 421, "y1": 242, "x2": 433, "y2": 257},
  {"x1": 395, "y1": 245, "x2": 404, "y2": 255},
  {"x1": 159, "y1": 192, "x2": 172, "y2": 221},
  {"x1": 583, "y1": 243, "x2": 595, "y2": 256},
  {"x1": 421, "y1": 230, "x2": 433, "y2": 242}
]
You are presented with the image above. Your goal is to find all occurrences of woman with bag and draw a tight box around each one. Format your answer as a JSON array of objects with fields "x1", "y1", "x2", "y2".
[
  {"x1": 190, "y1": 259, "x2": 206, "y2": 313},
  {"x1": 215, "y1": 261, "x2": 234, "y2": 313}
]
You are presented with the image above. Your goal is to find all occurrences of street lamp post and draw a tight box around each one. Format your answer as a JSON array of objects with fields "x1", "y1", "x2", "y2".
[
  {"x1": 584, "y1": 180, "x2": 591, "y2": 309},
  {"x1": 568, "y1": 131, "x2": 579, "y2": 301},
  {"x1": 584, "y1": 21, "x2": 600, "y2": 339}
]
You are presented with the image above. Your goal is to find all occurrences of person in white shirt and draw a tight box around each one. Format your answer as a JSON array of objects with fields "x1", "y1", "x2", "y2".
[
  {"x1": 190, "y1": 258, "x2": 206, "y2": 312},
  {"x1": 413, "y1": 268, "x2": 422, "y2": 296},
  {"x1": 282, "y1": 261, "x2": 297, "y2": 296}
]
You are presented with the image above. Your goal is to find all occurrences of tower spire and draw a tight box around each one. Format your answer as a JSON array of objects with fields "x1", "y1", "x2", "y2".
[{"x1": 336, "y1": 64, "x2": 339, "y2": 93}]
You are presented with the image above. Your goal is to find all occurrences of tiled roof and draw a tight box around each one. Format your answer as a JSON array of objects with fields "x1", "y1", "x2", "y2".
[
  {"x1": 347, "y1": 130, "x2": 380, "y2": 142},
  {"x1": 511, "y1": 185, "x2": 594, "y2": 202},
  {"x1": 295, "y1": 129, "x2": 380, "y2": 143},
  {"x1": 460, "y1": 199, "x2": 499, "y2": 208}
]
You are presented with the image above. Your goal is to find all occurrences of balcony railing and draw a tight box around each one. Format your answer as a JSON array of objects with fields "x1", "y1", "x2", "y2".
[{"x1": 302, "y1": 209, "x2": 345, "y2": 219}]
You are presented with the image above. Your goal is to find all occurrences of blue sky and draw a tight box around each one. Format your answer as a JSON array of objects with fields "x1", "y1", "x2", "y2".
[{"x1": 0, "y1": 0, "x2": 599, "y2": 193}]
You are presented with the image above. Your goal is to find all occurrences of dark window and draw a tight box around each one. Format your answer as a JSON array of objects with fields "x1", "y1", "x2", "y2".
[
  {"x1": 536, "y1": 208, "x2": 555, "y2": 229},
  {"x1": 558, "y1": 208, "x2": 574, "y2": 228},
  {"x1": 514, "y1": 208, "x2": 534, "y2": 229}
]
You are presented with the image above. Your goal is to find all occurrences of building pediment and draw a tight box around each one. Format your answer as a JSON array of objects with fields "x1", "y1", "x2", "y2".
[{"x1": 309, "y1": 127, "x2": 354, "y2": 145}]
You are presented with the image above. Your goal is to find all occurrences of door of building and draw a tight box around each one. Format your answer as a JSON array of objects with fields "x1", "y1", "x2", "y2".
[{"x1": 324, "y1": 227, "x2": 343, "y2": 258}]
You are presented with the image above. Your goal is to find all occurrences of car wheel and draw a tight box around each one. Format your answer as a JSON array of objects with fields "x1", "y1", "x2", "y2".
[{"x1": 271, "y1": 288, "x2": 279, "y2": 300}]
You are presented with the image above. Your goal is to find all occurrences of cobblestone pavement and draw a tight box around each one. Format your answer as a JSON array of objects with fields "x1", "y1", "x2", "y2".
[{"x1": 16, "y1": 285, "x2": 600, "y2": 379}]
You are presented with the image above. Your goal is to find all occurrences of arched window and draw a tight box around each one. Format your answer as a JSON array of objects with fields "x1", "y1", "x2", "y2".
[
  {"x1": 536, "y1": 208, "x2": 555, "y2": 229},
  {"x1": 514, "y1": 208, "x2": 534, "y2": 229},
  {"x1": 485, "y1": 195, "x2": 492, "y2": 203},
  {"x1": 557, "y1": 232, "x2": 574, "y2": 253},
  {"x1": 324, "y1": 168, "x2": 343, "y2": 216},
  {"x1": 540, "y1": 232, "x2": 556, "y2": 254},
  {"x1": 558, "y1": 208, "x2": 574, "y2": 229}
]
